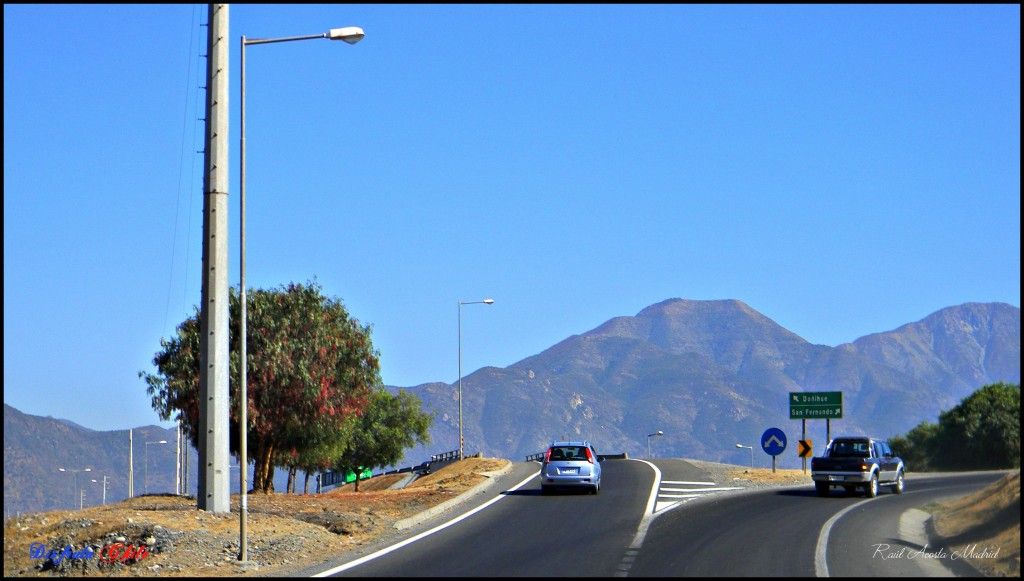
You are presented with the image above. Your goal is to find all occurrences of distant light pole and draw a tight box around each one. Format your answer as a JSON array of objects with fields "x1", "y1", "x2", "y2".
[
  {"x1": 458, "y1": 299, "x2": 495, "y2": 460},
  {"x1": 91, "y1": 476, "x2": 110, "y2": 505},
  {"x1": 58, "y1": 468, "x2": 91, "y2": 510},
  {"x1": 128, "y1": 429, "x2": 134, "y2": 498},
  {"x1": 145, "y1": 440, "x2": 168, "y2": 495},
  {"x1": 736, "y1": 444, "x2": 753, "y2": 469},
  {"x1": 646, "y1": 430, "x2": 664, "y2": 458},
  {"x1": 240, "y1": 24, "x2": 365, "y2": 563}
]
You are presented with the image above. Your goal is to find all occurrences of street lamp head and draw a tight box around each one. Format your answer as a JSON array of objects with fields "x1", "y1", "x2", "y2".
[
  {"x1": 329, "y1": 26, "x2": 365, "y2": 45},
  {"x1": 736, "y1": 444, "x2": 744, "y2": 448},
  {"x1": 483, "y1": 299, "x2": 495, "y2": 304}
]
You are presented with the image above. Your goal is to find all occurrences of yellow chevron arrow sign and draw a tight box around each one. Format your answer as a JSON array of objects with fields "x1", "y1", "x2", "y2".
[{"x1": 798, "y1": 440, "x2": 813, "y2": 458}]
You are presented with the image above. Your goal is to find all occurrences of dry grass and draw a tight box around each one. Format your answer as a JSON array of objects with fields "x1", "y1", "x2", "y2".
[
  {"x1": 727, "y1": 467, "x2": 810, "y2": 484},
  {"x1": 932, "y1": 471, "x2": 1020, "y2": 577},
  {"x1": 3, "y1": 459, "x2": 507, "y2": 578}
]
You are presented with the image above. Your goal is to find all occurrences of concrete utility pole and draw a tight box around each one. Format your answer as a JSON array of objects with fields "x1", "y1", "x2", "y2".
[
  {"x1": 128, "y1": 429, "x2": 134, "y2": 498},
  {"x1": 197, "y1": 2, "x2": 231, "y2": 513}
]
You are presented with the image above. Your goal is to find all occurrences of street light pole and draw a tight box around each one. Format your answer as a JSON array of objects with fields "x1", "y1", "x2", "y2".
[
  {"x1": 647, "y1": 430, "x2": 663, "y2": 458},
  {"x1": 736, "y1": 444, "x2": 753, "y2": 469},
  {"x1": 458, "y1": 299, "x2": 495, "y2": 461},
  {"x1": 58, "y1": 468, "x2": 91, "y2": 510},
  {"x1": 91, "y1": 476, "x2": 109, "y2": 505},
  {"x1": 145, "y1": 440, "x2": 168, "y2": 495},
  {"x1": 239, "y1": 25, "x2": 364, "y2": 564},
  {"x1": 128, "y1": 429, "x2": 134, "y2": 498}
]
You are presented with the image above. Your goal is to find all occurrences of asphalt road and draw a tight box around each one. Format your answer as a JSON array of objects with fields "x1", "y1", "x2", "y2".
[{"x1": 314, "y1": 459, "x2": 1007, "y2": 577}]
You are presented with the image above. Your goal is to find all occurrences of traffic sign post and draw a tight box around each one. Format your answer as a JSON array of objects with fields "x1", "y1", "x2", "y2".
[
  {"x1": 791, "y1": 391, "x2": 842, "y2": 473},
  {"x1": 761, "y1": 428, "x2": 786, "y2": 473}
]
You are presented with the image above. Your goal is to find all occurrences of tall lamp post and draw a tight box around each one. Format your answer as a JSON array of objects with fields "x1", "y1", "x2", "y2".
[
  {"x1": 458, "y1": 299, "x2": 495, "y2": 461},
  {"x1": 240, "y1": 25, "x2": 365, "y2": 563},
  {"x1": 646, "y1": 430, "x2": 663, "y2": 458},
  {"x1": 58, "y1": 467, "x2": 91, "y2": 510},
  {"x1": 736, "y1": 444, "x2": 753, "y2": 469},
  {"x1": 91, "y1": 476, "x2": 110, "y2": 506},
  {"x1": 145, "y1": 440, "x2": 168, "y2": 495}
]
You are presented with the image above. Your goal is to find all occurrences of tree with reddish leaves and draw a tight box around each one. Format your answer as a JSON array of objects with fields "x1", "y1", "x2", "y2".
[{"x1": 141, "y1": 280, "x2": 379, "y2": 493}]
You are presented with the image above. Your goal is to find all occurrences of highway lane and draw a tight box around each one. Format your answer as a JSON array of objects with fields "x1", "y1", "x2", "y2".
[
  {"x1": 628, "y1": 471, "x2": 1007, "y2": 577},
  {"x1": 326, "y1": 459, "x2": 654, "y2": 576},
  {"x1": 318, "y1": 459, "x2": 1007, "y2": 577},
  {"x1": 823, "y1": 471, "x2": 1008, "y2": 577},
  {"x1": 321, "y1": 458, "x2": 737, "y2": 576}
]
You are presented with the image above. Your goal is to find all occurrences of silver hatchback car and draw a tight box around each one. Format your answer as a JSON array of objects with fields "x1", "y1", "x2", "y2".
[{"x1": 539, "y1": 441, "x2": 602, "y2": 495}]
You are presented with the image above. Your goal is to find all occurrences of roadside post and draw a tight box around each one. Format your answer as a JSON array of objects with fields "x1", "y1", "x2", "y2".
[
  {"x1": 761, "y1": 427, "x2": 787, "y2": 473},
  {"x1": 790, "y1": 391, "x2": 843, "y2": 472}
]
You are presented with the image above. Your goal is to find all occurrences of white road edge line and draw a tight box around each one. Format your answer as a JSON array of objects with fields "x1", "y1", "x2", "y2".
[
  {"x1": 313, "y1": 469, "x2": 540, "y2": 577},
  {"x1": 628, "y1": 459, "x2": 662, "y2": 550},
  {"x1": 814, "y1": 497, "x2": 870, "y2": 577}
]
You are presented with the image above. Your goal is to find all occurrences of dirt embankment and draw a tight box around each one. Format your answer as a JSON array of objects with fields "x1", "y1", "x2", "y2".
[{"x1": 3, "y1": 458, "x2": 507, "y2": 578}]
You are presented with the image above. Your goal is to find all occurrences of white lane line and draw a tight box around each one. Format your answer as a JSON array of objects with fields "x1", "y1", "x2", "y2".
[
  {"x1": 660, "y1": 486, "x2": 745, "y2": 493},
  {"x1": 313, "y1": 469, "x2": 539, "y2": 577}
]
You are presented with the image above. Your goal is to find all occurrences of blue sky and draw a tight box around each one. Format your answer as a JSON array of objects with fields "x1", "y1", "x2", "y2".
[{"x1": 4, "y1": 4, "x2": 1020, "y2": 433}]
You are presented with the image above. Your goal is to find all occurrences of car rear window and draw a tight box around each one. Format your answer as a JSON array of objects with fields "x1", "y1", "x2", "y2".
[{"x1": 550, "y1": 446, "x2": 588, "y2": 461}]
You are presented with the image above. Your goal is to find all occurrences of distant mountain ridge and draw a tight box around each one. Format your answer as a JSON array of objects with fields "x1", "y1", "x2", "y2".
[
  {"x1": 393, "y1": 300, "x2": 1019, "y2": 467},
  {"x1": 5, "y1": 300, "x2": 1018, "y2": 517},
  {"x1": 2, "y1": 406, "x2": 294, "y2": 518}
]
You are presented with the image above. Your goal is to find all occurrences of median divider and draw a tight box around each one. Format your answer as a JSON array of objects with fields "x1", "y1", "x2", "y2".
[{"x1": 394, "y1": 462, "x2": 514, "y2": 531}]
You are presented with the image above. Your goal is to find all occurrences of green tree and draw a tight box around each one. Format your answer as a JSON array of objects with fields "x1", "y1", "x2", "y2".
[
  {"x1": 337, "y1": 388, "x2": 433, "y2": 492},
  {"x1": 889, "y1": 420, "x2": 940, "y2": 471},
  {"x1": 935, "y1": 382, "x2": 1020, "y2": 470},
  {"x1": 141, "y1": 280, "x2": 380, "y2": 492}
]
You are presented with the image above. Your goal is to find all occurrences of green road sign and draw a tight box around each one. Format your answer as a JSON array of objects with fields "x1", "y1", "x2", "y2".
[{"x1": 790, "y1": 391, "x2": 843, "y2": 419}]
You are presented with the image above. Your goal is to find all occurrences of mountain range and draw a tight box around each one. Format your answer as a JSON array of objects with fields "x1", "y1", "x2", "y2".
[
  {"x1": 392, "y1": 299, "x2": 1019, "y2": 468},
  {"x1": 4, "y1": 299, "x2": 1018, "y2": 517}
]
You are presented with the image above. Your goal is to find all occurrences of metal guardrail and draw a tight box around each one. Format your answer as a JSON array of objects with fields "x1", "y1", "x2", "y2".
[
  {"x1": 318, "y1": 447, "x2": 529, "y2": 492},
  {"x1": 431, "y1": 449, "x2": 459, "y2": 462},
  {"x1": 525, "y1": 452, "x2": 545, "y2": 462}
]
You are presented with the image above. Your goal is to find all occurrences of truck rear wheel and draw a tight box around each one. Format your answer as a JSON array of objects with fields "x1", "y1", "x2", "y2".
[
  {"x1": 815, "y1": 481, "x2": 829, "y2": 497},
  {"x1": 865, "y1": 473, "x2": 878, "y2": 498},
  {"x1": 891, "y1": 470, "x2": 904, "y2": 494}
]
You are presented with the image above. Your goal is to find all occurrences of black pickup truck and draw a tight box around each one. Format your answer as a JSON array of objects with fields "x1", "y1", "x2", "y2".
[{"x1": 810, "y1": 436, "x2": 905, "y2": 498}]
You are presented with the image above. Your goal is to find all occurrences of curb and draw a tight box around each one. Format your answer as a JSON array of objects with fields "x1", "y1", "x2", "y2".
[{"x1": 394, "y1": 462, "x2": 514, "y2": 531}]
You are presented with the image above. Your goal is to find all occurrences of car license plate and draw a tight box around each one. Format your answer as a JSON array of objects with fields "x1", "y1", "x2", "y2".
[
  {"x1": 560, "y1": 468, "x2": 578, "y2": 475},
  {"x1": 828, "y1": 475, "x2": 845, "y2": 482}
]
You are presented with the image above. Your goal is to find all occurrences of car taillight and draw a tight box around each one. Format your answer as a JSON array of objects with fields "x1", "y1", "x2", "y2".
[
  {"x1": 544, "y1": 448, "x2": 551, "y2": 463},
  {"x1": 585, "y1": 447, "x2": 594, "y2": 464}
]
